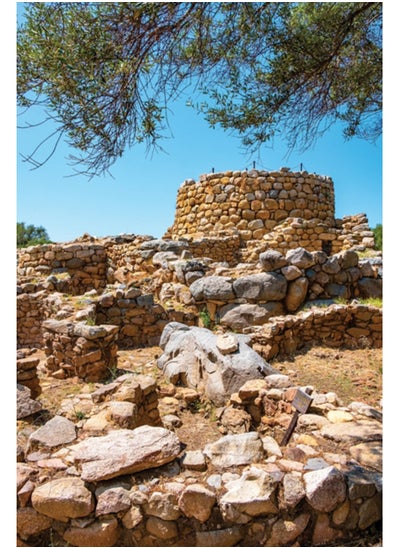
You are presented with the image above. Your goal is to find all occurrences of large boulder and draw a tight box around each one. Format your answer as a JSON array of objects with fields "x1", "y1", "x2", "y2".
[
  {"x1": 68, "y1": 425, "x2": 181, "y2": 481},
  {"x1": 232, "y1": 273, "x2": 287, "y2": 302},
  {"x1": 190, "y1": 276, "x2": 235, "y2": 301},
  {"x1": 157, "y1": 322, "x2": 276, "y2": 405},
  {"x1": 219, "y1": 302, "x2": 284, "y2": 332}
]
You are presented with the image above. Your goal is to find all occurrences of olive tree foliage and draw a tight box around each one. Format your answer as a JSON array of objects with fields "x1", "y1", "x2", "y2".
[{"x1": 17, "y1": 2, "x2": 382, "y2": 178}]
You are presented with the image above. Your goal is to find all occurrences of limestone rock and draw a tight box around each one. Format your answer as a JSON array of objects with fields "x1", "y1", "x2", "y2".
[
  {"x1": 219, "y1": 302, "x2": 284, "y2": 331},
  {"x1": 146, "y1": 516, "x2": 178, "y2": 540},
  {"x1": 304, "y1": 466, "x2": 346, "y2": 512},
  {"x1": 95, "y1": 486, "x2": 132, "y2": 516},
  {"x1": 282, "y1": 472, "x2": 306, "y2": 508},
  {"x1": 31, "y1": 477, "x2": 94, "y2": 522},
  {"x1": 158, "y1": 322, "x2": 276, "y2": 405},
  {"x1": 320, "y1": 420, "x2": 382, "y2": 443},
  {"x1": 63, "y1": 516, "x2": 119, "y2": 547},
  {"x1": 29, "y1": 415, "x2": 76, "y2": 449},
  {"x1": 143, "y1": 491, "x2": 181, "y2": 521},
  {"x1": 220, "y1": 466, "x2": 278, "y2": 523},
  {"x1": 349, "y1": 442, "x2": 382, "y2": 472},
  {"x1": 178, "y1": 484, "x2": 216, "y2": 522},
  {"x1": 17, "y1": 384, "x2": 42, "y2": 419},
  {"x1": 69, "y1": 425, "x2": 181, "y2": 481},
  {"x1": 182, "y1": 450, "x2": 207, "y2": 471},
  {"x1": 220, "y1": 407, "x2": 252, "y2": 434},
  {"x1": 266, "y1": 513, "x2": 310, "y2": 546},
  {"x1": 203, "y1": 432, "x2": 264, "y2": 468},
  {"x1": 17, "y1": 507, "x2": 52, "y2": 540},
  {"x1": 285, "y1": 277, "x2": 309, "y2": 312},
  {"x1": 216, "y1": 333, "x2": 239, "y2": 355}
]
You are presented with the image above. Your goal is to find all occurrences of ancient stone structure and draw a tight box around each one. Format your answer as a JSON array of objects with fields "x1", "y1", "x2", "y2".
[
  {"x1": 164, "y1": 169, "x2": 375, "y2": 261},
  {"x1": 16, "y1": 167, "x2": 382, "y2": 547}
]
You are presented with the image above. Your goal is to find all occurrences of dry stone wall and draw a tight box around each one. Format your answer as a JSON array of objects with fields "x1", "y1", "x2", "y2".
[
  {"x1": 164, "y1": 169, "x2": 375, "y2": 261},
  {"x1": 165, "y1": 169, "x2": 336, "y2": 240},
  {"x1": 17, "y1": 243, "x2": 108, "y2": 294},
  {"x1": 249, "y1": 304, "x2": 382, "y2": 361},
  {"x1": 42, "y1": 319, "x2": 119, "y2": 382}
]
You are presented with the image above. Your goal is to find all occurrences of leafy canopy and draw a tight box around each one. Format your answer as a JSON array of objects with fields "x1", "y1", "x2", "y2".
[
  {"x1": 17, "y1": 2, "x2": 382, "y2": 177},
  {"x1": 17, "y1": 222, "x2": 52, "y2": 248}
]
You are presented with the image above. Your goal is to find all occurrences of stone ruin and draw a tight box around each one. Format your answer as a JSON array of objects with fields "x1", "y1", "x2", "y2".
[{"x1": 16, "y1": 168, "x2": 382, "y2": 546}]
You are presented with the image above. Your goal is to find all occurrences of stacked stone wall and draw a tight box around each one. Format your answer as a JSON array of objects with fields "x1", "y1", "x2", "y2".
[
  {"x1": 186, "y1": 248, "x2": 382, "y2": 327},
  {"x1": 250, "y1": 304, "x2": 382, "y2": 361},
  {"x1": 17, "y1": 288, "x2": 56, "y2": 348},
  {"x1": 165, "y1": 169, "x2": 335, "y2": 241},
  {"x1": 95, "y1": 290, "x2": 169, "y2": 348},
  {"x1": 17, "y1": 243, "x2": 108, "y2": 295},
  {"x1": 42, "y1": 319, "x2": 119, "y2": 382}
]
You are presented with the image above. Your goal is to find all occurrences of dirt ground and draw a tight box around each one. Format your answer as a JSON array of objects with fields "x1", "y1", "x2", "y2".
[{"x1": 34, "y1": 343, "x2": 383, "y2": 446}]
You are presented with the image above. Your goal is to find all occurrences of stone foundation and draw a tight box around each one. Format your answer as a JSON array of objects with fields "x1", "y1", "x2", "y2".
[
  {"x1": 249, "y1": 304, "x2": 382, "y2": 360},
  {"x1": 42, "y1": 319, "x2": 119, "y2": 382}
]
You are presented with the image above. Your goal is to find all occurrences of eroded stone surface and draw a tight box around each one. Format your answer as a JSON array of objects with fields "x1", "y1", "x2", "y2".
[{"x1": 69, "y1": 425, "x2": 181, "y2": 481}]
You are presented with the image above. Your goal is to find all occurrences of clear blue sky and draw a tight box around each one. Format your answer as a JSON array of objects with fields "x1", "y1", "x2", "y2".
[{"x1": 15, "y1": 2, "x2": 383, "y2": 245}]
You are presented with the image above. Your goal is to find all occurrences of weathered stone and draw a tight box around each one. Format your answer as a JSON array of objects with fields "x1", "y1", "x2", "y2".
[
  {"x1": 195, "y1": 526, "x2": 243, "y2": 547},
  {"x1": 220, "y1": 407, "x2": 252, "y2": 434},
  {"x1": 312, "y1": 512, "x2": 343, "y2": 546},
  {"x1": 220, "y1": 466, "x2": 278, "y2": 523},
  {"x1": 262, "y1": 435, "x2": 283, "y2": 458},
  {"x1": 95, "y1": 486, "x2": 132, "y2": 516},
  {"x1": 29, "y1": 415, "x2": 76, "y2": 449},
  {"x1": 349, "y1": 442, "x2": 382, "y2": 472},
  {"x1": 178, "y1": 484, "x2": 216, "y2": 522},
  {"x1": 144, "y1": 491, "x2": 181, "y2": 521},
  {"x1": 286, "y1": 247, "x2": 315, "y2": 269},
  {"x1": 282, "y1": 472, "x2": 306, "y2": 508},
  {"x1": 190, "y1": 276, "x2": 234, "y2": 301},
  {"x1": 259, "y1": 250, "x2": 288, "y2": 272},
  {"x1": 216, "y1": 333, "x2": 239, "y2": 355},
  {"x1": 203, "y1": 432, "x2": 264, "y2": 468},
  {"x1": 321, "y1": 421, "x2": 382, "y2": 444},
  {"x1": 304, "y1": 466, "x2": 346, "y2": 512},
  {"x1": 64, "y1": 516, "x2": 119, "y2": 547},
  {"x1": 122, "y1": 506, "x2": 143, "y2": 529},
  {"x1": 238, "y1": 379, "x2": 268, "y2": 401},
  {"x1": 285, "y1": 276, "x2": 309, "y2": 312},
  {"x1": 219, "y1": 302, "x2": 284, "y2": 331},
  {"x1": 281, "y1": 264, "x2": 303, "y2": 280},
  {"x1": 158, "y1": 322, "x2": 276, "y2": 405},
  {"x1": 31, "y1": 477, "x2": 94, "y2": 522},
  {"x1": 182, "y1": 450, "x2": 207, "y2": 471},
  {"x1": 17, "y1": 507, "x2": 52, "y2": 540},
  {"x1": 345, "y1": 465, "x2": 379, "y2": 500},
  {"x1": 266, "y1": 513, "x2": 310, "y2": 546},
  {"x1": 233, "y1": 273, "x2": 287, "y2": 302},
  {"x1": 327, "y1": 409, "x2": 354, "y2": 423},
  {"x1": 69, "y1": 426, "x2": 181, "y2": 481},
  {"x1": 358, "y1": 493, "x2": 382, "y2": 529},
  {"x1": 17, "y1": 384, "x2": 42, "y2": 419},
  {"x1": 358, "y1": 277, "x2": 382, "y2": 299},
  {"x1": 146, "y1": 516, "x2": 178, "y2": 539}
]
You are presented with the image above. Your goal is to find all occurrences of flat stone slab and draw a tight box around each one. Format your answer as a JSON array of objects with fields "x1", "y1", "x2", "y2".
[
  {"x1": 29, "y1": 416, "x2": 76, "y2": 448},
  {"x1": 320, "y1": 420, "x2": 382, "y2": 443},
  {"x1": 69, "y1": 425, "x2": 181, "y2": 481}
]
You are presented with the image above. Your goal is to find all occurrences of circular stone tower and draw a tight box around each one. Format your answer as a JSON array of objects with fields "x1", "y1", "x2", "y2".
[{"x1": 165, "y1": 168, "x2": 335, "y2": 241}]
